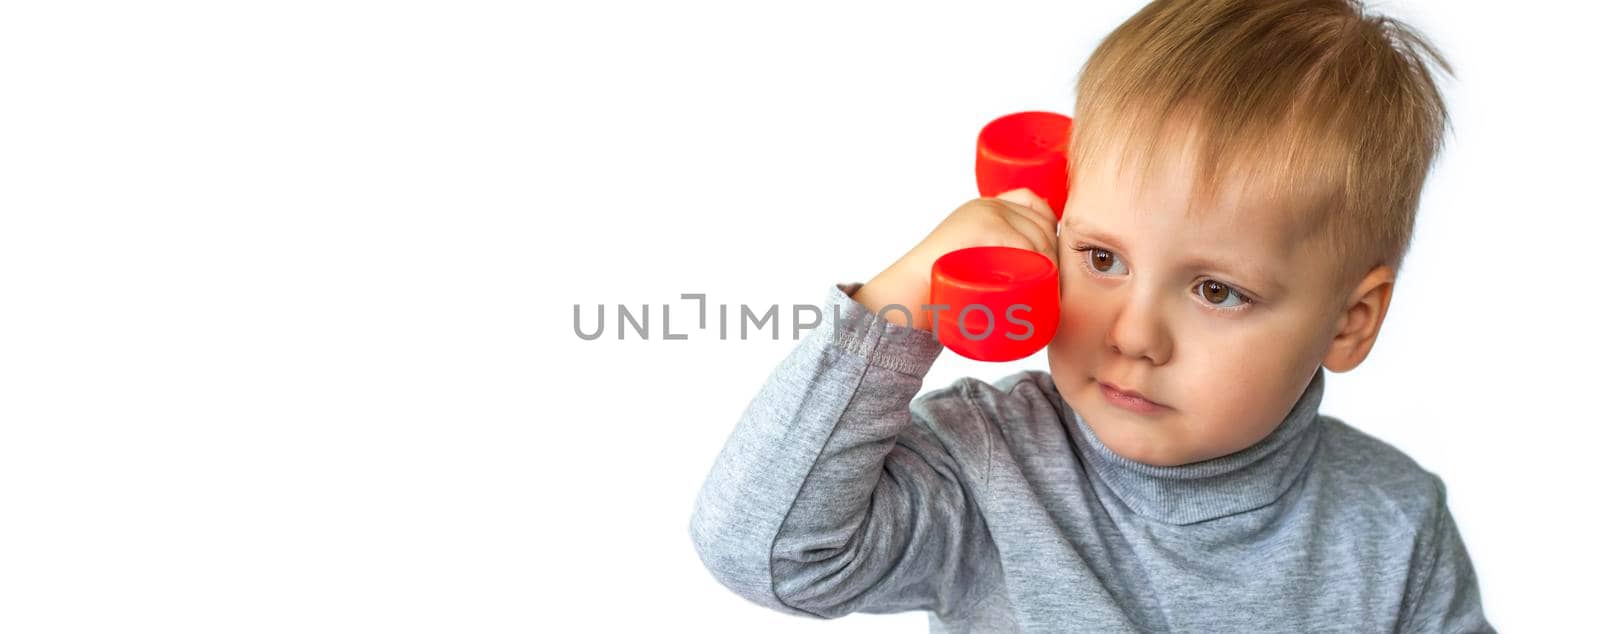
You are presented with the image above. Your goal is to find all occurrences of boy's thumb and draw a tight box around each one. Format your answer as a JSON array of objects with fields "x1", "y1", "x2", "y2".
[{"x1": 995, "y1": 188, "x2": 1053, "y2": 217}]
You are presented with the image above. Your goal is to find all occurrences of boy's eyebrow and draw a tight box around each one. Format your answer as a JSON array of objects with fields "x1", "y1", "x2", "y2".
[
  {"x1": 1061, "y1": 215, "x2": 1128, "y2": 252},
  {"x1": 1062, "y1": 215, "x2": 1284, "y2": 295}
]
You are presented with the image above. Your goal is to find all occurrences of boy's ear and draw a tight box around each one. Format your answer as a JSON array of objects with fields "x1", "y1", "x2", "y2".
[{"x1": 1321, "y1": 264, "x2": 1397, "y2": 373}]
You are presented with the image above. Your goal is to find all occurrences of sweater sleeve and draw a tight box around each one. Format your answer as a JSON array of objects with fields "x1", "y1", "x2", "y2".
[
  {"x1": 688, "y1": 282, "x2": 997, "y2": 620},
  {"x1": 1399, "y1": 475, "x2": 1495, "y2": 633}
]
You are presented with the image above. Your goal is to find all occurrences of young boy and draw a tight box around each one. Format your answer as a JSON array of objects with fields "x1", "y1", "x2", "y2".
[{"x1": 689, "y1": 0, "x2": 1491, "y2": 631}]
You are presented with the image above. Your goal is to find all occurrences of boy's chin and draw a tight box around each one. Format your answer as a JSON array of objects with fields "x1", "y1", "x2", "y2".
[
  {"x1": 1094, "y1": 428, "x2": 1196, "y2": 467},
  {"x1": 1059, "y1": 399, "x2": 1185, "y2": 467}
]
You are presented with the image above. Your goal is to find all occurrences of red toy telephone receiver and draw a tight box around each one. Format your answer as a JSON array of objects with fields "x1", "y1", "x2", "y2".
[{"x1": 929, "y1": 111, "x2": 1072, "y2": 362}]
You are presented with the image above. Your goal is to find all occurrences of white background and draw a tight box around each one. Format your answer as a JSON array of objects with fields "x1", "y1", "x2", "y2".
[{"x1": 2, "y1": 0, "x2": 1595, "y2": 631}]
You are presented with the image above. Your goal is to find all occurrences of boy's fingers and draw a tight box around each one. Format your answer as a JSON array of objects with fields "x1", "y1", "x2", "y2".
[
  {"x1": 1000, "y1": 201, "x2": 1057, "y2": 251},
  {"x1": 1001, "y1": 212, "x2": 1059, "y2": 267},
  {"x1": 992, "y1": 191, "x2": 1058, "y2": 244},
  {"x1": 994, "y1": 188, "x2": 1060, "y2": 237}
]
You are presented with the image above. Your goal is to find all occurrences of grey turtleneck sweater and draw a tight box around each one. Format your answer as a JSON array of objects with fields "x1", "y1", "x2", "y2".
[{"x1": 689, "y1": 282, "x2": 1492, "y2": 632}]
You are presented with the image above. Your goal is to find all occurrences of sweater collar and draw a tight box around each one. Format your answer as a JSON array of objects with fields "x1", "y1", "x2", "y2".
[{"x1": 1053, "y1": 367, "x2": 1327, "y2": 525}]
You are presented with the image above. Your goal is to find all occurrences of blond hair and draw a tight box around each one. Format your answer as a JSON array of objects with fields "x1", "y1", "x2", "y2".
[{"x1": 1070, "y1": 0, "x2": 1454, "y2": 281}]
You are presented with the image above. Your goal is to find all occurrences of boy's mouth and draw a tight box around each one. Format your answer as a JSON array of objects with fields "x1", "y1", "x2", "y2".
[{"x1": 1097, "y1": 380, "x2": 1171, "y2": 414}]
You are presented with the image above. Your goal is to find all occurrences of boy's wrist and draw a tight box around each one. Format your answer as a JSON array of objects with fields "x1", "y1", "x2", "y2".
[{"x1": 853, "y1": 267, "x2": 931, "y2": 331}]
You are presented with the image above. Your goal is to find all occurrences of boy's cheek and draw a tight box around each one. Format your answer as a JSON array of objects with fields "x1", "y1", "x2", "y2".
[
  {"x1": 1052, "y1": 297, "x2": 1099, "y2": 344},
  {"x1": 1046, "y1": 306, "x2": 1079, "y2": 353},
  {"x1": 1046, "y1": 312, "x2": 1095, "y2": 370}
]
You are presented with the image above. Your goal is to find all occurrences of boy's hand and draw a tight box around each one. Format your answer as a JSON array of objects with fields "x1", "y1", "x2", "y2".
[{"x1": 852, "y1": 188, "x2": 1059, "y2": 331}]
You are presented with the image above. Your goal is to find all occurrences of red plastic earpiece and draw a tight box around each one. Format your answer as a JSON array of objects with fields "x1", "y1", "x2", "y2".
[
  {"x1": 975, "y1": 111, "x2": 1072, "y2": 218},
  {"x1": 930, "y1": 111, "x2": 1072, "y2": 361}
]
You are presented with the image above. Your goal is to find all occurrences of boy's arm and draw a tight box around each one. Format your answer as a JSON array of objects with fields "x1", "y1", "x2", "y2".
[
  {"x1": 688, "y1": 282, "x2": 998, "y2": 620},
  {"x1": 1399, "y1": 476, "x2": 1495, "y2": 632}
]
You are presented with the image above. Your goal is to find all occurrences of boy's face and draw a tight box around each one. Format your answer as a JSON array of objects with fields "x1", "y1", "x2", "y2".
[{"x1": 1046, "y1": 135, "x2": 1349, "y2": 467}]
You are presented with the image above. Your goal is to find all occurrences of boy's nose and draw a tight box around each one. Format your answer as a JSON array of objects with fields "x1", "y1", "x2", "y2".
[{"x1": 1105, "y1": 294, "x2": 1172, "y2": 365}]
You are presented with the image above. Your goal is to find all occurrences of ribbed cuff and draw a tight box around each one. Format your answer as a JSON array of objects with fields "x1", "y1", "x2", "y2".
[{"x1": 814, "y1": 282, "x2": 943, "y2": 377}]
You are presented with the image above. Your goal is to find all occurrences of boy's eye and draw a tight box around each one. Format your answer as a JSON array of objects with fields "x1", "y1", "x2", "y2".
[
  {"x1": 1084, "y1": 248, "x2": 1127, "y2": 275},
  {"x1": 1195, "y1": 279, "x2": 1249, "y2": 308}
]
